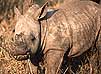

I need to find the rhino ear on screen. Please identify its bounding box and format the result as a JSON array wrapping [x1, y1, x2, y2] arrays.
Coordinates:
[[39, 1, 58, 20], [38, 9, 58, 20], [34, 1, 58, 20], [14, 7, 21, 20], [33, 1, 48, 20]]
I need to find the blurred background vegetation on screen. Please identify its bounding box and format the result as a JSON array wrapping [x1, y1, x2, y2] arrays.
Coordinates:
[[0, 0, 100, 23], [0, 0, 53, 22], [0, 0, 44, 22], [0, 0, 62, 23]]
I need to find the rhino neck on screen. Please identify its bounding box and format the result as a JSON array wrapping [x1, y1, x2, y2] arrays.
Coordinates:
[[35, 20, 42, 53], [35, 20, 48, 55]]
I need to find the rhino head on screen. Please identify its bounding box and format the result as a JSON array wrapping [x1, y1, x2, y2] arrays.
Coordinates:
[[13, 2, 57, 60]]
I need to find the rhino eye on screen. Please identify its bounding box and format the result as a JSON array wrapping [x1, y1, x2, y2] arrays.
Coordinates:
[[31, 36, 36, 42], [30, 33, 36, 42], [13, 29, 15, 32]]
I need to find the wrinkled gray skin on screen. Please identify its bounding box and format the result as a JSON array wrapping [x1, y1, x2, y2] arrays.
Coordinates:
[[13, 1, 101, 74]]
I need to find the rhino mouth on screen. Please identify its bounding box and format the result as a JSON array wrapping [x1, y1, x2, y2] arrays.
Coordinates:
[[12, 33, 32, 60], [11, 45, 31, 60], [13, 32, 39, 60], [14, 53, 29, 60]]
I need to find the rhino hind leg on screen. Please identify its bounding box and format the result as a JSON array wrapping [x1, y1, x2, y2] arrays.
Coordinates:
[[44, 49, 64, 74]]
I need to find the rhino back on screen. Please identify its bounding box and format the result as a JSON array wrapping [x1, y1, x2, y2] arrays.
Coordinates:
[[43, 1, 100, 57]]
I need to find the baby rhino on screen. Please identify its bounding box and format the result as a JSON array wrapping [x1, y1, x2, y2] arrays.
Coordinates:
[[13, 1, 101, 74]]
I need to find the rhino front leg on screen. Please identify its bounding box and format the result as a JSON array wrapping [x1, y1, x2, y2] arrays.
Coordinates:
[[44, 49, 64, 74]]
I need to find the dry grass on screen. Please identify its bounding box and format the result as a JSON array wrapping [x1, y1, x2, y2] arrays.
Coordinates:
[[0, 47, 38, 74], [60, 47, 101, 74], [0, 34, 100, 74], [0, 20, 38, 74]]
